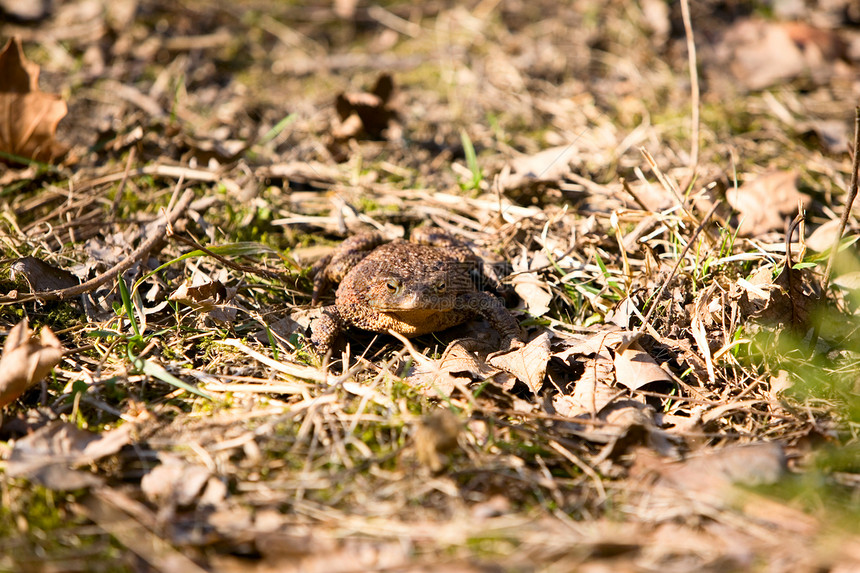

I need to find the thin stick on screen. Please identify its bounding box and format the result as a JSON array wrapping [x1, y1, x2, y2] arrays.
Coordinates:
[[679, 0, 700, 171], [2, 189, 195, 304], [823, 106, 860, 286], [639, 201, 720, 330]]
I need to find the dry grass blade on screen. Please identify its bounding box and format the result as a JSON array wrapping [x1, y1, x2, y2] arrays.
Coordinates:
[[824, 106, 860, 285]]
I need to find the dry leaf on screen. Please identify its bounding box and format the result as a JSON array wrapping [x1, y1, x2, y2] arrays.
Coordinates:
[[745, 263, 820, 329], [405, 338, 496, 397], [613, 340, 673, 391], [170, 279, 237, 324], [141, 459, 213, 507], [553, 329, 627, 362], [552, 357, 616, 418], [595, 402, 676, 458], [0, 37, 68, 163], [169, 279, 234, 308], [805, 219, 848, 253], [658, 442, 786, 495], [499, 144, 577, 191], [5, 421, 132, 489], [720, 19, 841, 91], [488, 332, 551, 393], [333, 73, 397, 140], [726, 171, 807, 236], [511, 248, 553, 317], [0, 318, 65, 408], [834, 271, 860, 291], [10, 256, 79, 292]]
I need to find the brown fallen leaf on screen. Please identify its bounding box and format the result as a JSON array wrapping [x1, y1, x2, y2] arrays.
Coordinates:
[[552, 360, 616, 418], [333, 73, 397, 140], [406, 338, 497, 398], [613, 340, 673, 391], [0, 37, 68, 163], [141, 457, 214, 507], [488, 332, 552, 394], [510, 249, 553, 317], [4, 421, 132, 489], [594, 402, 676, 458], [170, 279, 238, 324], [726, 171, 807, 236], [657, 442, 786, 495], [738, 263, 820, 330], [719, 19, 842, 91], [10, 256, 79, 292], [0, 318, 65, 408], [498, 144, 578, 191]]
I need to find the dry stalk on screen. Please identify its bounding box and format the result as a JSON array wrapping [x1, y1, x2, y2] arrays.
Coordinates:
[[679, 0, 700, 171], [823, 106, 860, 286]]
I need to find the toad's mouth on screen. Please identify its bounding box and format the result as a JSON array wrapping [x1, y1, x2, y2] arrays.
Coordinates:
[[378, 308, 445, 322]]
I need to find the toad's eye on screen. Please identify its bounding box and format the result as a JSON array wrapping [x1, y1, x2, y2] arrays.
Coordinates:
[[386, 279, 401, 293], [434, 282, 446, 294]]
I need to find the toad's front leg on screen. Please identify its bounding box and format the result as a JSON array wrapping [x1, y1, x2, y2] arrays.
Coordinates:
[[310, 306, 346, 356], [460, 291, 523, 349]]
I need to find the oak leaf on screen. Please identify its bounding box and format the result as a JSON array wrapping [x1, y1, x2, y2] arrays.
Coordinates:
[[0, 37, 68, 163]]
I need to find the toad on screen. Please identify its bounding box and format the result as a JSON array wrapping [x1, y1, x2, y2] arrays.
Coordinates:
[[309, 229, 522, 356]]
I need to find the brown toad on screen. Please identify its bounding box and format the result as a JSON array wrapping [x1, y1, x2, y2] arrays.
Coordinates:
[[309, 230, 522, 356]]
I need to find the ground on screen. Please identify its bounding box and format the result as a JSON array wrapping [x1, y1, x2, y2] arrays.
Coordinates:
[[0, 0, 859, 571]]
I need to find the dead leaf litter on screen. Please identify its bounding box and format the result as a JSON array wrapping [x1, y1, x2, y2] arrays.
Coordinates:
[[1, 1, 860, 571]]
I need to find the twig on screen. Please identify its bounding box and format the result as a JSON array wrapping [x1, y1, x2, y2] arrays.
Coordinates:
[[679, 0, 700, 171], [2, 189, 195, 305], [639, 201, 720, 330], [823, 106, 860, 286], [620, 177, 651, 211]]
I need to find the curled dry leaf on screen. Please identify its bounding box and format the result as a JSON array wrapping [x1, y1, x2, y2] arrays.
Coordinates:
[[334, 73, 397, 139], [510, 249, 553, 317], [170, 279, 238, 324], [0, 37, 68, 163], [726, 171, 807, 236], [0, 318, 65, 408], [169, 279, 235, 308]]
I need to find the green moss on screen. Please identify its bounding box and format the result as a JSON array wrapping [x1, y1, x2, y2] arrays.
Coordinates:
[[0, 482, 130, 571]]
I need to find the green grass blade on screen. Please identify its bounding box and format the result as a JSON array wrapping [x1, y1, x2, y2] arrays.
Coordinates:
[[117, 273, 141, 339], [258, 113, 296, 146], [131, 353, 212, 400]]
